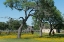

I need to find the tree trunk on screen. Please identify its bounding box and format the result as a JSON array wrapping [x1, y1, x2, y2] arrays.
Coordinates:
[[56, 28, 60, 33], [40, 27, 42, 37], [49, 28, 53, 36], [0, 31, 1, 35], [40, 22, 43, 37], [49, 22, 53, 36], [17, 24, 23, 38]]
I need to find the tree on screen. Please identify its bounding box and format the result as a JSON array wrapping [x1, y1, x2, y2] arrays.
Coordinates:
[[7, 18, 21, 30], [0, 22, 7, 30], [32, 0, 63, 36], [4, 0, 37, 38], [32, 0, 55, 37], [52, 10, 63, 33], [47, 5, 63, 35], [0, 22, 7, 35]]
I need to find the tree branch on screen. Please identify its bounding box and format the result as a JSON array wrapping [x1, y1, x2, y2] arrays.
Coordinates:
[[25, 10, 27, 19], [24, 7, 36, 22], [19, 17, 24, 20], [14, 6, 23, 11], [29, 8, 36, 14]]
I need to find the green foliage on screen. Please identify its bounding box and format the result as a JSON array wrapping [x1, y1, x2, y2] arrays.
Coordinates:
[[32, 0, 64, 30], [0, 22, 7, 30], [21, 2, 36, 9], [4, 0, 36, 11], [32, 17, 40, 30], [6, 18, 22, 30], [0, 19, 28, 30]]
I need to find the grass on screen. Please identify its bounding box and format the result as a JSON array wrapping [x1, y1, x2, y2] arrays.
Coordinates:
[[0, 39, 40, 42], [0, 32, 64, 42]]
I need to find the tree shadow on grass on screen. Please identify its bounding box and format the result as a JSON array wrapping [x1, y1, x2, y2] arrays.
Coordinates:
[[54, 33, 64, 38], [45, 33, 64, 38]]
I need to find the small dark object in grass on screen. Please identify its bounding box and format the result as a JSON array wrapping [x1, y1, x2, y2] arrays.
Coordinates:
[[52, 30, 55, 36], [31, 30, 34, 34], [31, 26, 34, 34]]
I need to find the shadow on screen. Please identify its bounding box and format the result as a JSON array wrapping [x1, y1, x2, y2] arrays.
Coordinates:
[[54, 33, 64, 38], [45, 33, 64, 38]]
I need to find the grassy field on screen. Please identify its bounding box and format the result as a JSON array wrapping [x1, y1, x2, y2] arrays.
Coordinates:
[[0, 32, 64, 42], [0, 39, 40, 42]]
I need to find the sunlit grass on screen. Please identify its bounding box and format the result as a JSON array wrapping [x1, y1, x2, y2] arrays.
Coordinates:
[[35, 37, 64, 42], [0, 32, 64, 42]]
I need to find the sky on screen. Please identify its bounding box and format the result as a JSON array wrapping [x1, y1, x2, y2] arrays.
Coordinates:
[[0, 0, 64, 26]]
